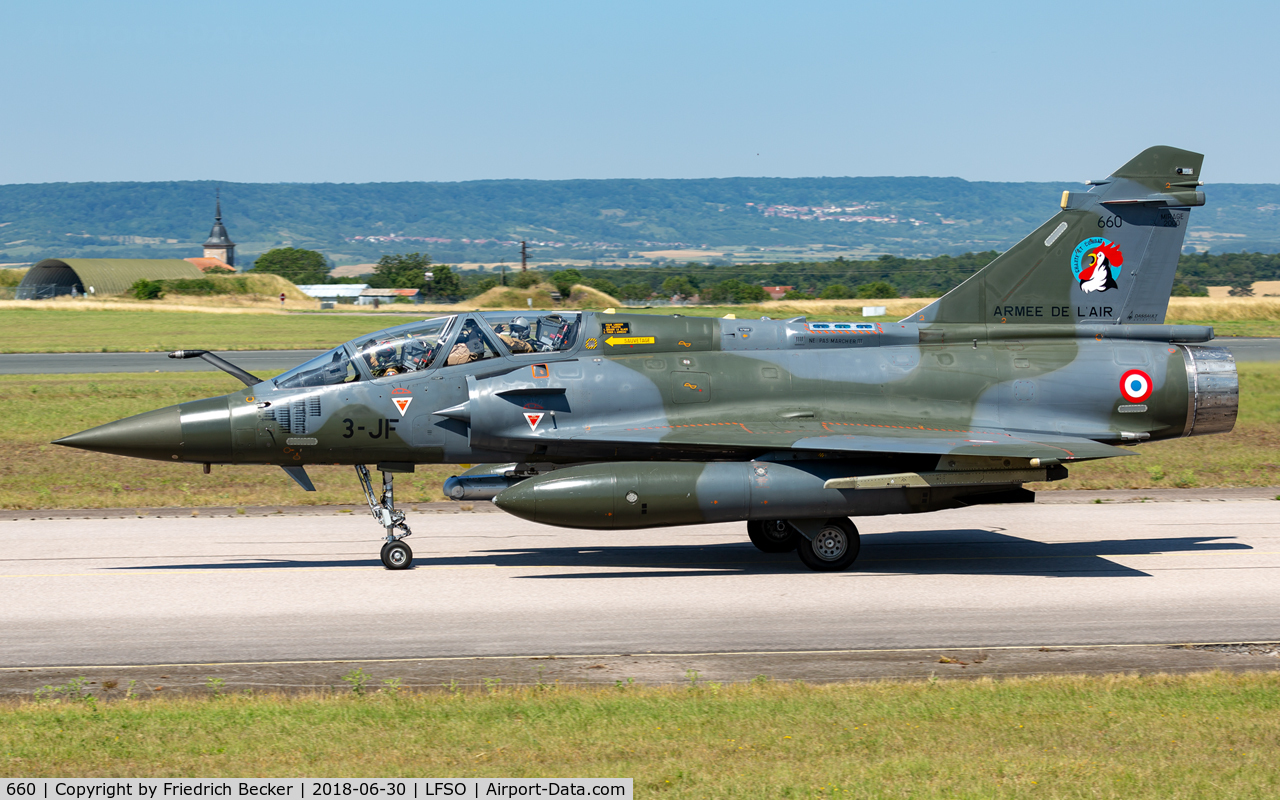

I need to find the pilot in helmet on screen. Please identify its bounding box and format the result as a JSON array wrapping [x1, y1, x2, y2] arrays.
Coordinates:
[[499, 316, 537, 354], [362, 339, 400, 376]]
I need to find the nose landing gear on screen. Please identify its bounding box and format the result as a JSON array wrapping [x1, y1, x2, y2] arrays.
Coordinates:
[[356, 464, 414, 570], [380, 539, 412, 569]]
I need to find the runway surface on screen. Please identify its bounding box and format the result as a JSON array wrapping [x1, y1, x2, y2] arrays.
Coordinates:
[[1222, 337, 1280, 361], [2, 338, 1277, 374], [2, 501, 1277, 668]]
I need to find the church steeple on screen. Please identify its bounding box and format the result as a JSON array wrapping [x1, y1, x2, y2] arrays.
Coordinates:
[[203, 189, 236, 267]]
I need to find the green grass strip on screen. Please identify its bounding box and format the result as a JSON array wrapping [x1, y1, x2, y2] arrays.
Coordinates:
[[0, 309, 414, 353], [3, 673, 1280, 798]]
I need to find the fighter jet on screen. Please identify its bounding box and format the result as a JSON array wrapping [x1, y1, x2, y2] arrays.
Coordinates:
[[55, 146, 1238, 571]]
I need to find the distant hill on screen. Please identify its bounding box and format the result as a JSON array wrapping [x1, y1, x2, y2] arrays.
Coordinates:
[[2, 177, 1278, 266]]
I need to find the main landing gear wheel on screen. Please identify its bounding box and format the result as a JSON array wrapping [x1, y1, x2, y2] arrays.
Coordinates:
[[747, 519, 798, 553], [356, 464, 414, 570], [796, 517, 860, 572], [381, 540, 413, 570]]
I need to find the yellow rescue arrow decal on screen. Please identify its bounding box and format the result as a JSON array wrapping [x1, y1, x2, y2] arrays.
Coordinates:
[[605, 336, 656, 346]]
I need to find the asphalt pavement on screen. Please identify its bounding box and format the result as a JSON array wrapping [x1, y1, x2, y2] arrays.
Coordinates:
[[1219, 337, 1280, 361], [2, 500, 1277, 671], [3, 338, 1276, 375]]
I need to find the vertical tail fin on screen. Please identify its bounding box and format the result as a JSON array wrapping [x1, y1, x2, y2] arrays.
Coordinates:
[[912, 146, 1204, 325]]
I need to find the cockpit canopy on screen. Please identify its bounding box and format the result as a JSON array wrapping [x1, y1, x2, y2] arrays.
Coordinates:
[[271, 312, 581, 390], [352, 316, 458, 379]]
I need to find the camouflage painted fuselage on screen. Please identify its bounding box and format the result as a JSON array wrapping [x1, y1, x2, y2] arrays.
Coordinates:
[[70, 309, 1235, 529], [56, 146, 1239, 533]]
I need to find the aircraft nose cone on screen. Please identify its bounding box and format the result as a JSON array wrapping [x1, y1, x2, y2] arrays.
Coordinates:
[[54, 405, 183, 461]]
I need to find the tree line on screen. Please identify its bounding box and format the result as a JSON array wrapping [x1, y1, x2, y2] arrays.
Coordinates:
[[247, 247, 1280, 303]]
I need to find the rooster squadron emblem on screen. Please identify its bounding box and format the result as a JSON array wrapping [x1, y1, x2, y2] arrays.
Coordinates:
[[1071, 237, 1123, 293]]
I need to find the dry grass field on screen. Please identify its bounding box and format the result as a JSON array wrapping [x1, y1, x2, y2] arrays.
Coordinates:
[[0, 272, 319, 309], [749, 297, 932, 319], [466, 282, 622, 310], [1164, 297, 1280, 322], [1160, 297, 1280, 337]]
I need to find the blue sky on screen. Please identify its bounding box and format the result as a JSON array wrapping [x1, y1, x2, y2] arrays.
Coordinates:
[[5, 1, 1277, 184]]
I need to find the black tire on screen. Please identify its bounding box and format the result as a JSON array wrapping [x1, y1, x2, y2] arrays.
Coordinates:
[[381, 540, 413, 570], [747, 519, 798, 553], [796, 518, 860, 572]]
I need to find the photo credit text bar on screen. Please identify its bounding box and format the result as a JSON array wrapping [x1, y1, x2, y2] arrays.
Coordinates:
[[1, 780, 631, 800]]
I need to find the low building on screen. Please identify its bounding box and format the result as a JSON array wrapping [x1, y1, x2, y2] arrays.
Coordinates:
[[295, 284, 369, 303], [762, 285, 794, 300], [16, 258, 204, 299], [358, 287, 421, 305]]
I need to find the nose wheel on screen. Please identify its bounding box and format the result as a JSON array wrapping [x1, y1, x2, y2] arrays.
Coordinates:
[[357, 465, 414, 570], [380, 540, 413, 570]]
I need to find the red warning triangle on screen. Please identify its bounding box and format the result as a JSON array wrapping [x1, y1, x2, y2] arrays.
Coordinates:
[[524, 412, 545, 431], [392, 397, 412, 414]]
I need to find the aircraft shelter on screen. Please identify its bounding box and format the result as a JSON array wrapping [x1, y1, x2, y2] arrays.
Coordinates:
[[16, 258, 205, 299]]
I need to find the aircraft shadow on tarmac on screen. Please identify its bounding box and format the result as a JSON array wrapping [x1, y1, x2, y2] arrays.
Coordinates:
[[109, 529, 1251, 579]]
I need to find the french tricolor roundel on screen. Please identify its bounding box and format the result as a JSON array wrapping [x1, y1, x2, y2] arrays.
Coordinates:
[[1120, 369, 1153, 403]]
